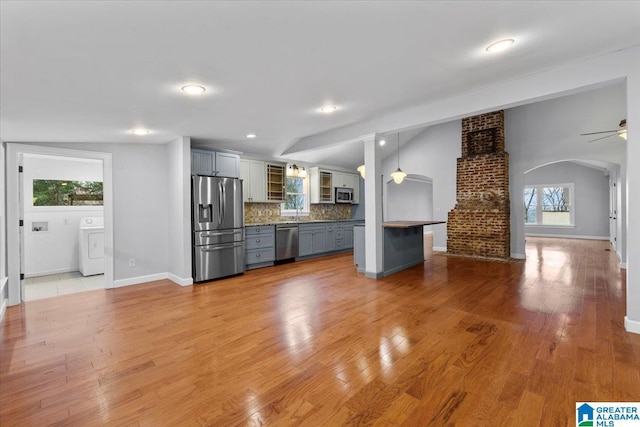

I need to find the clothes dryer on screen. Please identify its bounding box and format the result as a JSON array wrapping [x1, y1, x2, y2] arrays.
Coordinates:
[[79, 217, 104, 276]]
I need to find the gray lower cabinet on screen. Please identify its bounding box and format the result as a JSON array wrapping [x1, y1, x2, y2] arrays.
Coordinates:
[[298, 221, 359, 258], [326, 223, 337, 252], [337, 221, 355, 249], [298, 223, 327, 257], [245, 225, 275, 269]]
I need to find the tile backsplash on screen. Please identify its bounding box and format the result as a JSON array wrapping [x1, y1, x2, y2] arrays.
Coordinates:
[[245, 203, 352, 224]]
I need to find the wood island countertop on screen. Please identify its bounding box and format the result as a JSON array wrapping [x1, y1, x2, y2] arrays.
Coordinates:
[[382, 220, 446, 228]]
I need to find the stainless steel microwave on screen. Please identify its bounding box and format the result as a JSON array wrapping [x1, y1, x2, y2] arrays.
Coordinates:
[[335, 187, 354, 204]]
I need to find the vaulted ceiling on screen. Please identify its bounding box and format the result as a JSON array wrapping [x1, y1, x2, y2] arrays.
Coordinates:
[[2, 1, 639, 169]]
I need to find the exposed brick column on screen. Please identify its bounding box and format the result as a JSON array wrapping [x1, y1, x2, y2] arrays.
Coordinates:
[[447, 110, 510, 259]]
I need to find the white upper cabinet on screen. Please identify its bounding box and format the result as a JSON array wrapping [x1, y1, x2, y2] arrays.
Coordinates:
[[191, 149, 240, 178], [333, 171, 358, 190], [240, 159, 267, 202], [309, 168, 359, 204]]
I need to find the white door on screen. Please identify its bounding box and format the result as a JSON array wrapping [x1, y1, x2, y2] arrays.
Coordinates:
[[18, 154, 25, 301], [609, 171, 618, 251]]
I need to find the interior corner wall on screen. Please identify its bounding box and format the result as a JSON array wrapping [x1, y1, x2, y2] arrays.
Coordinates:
[[381, 120, 460, 250], [22, 142, 170, 282], [505, 82, 627, 259], [166, 137, 192, 284], [524, 162, 610, 239]]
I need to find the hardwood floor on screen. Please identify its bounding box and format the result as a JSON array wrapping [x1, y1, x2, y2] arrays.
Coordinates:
[[2, 237, 639, 426]]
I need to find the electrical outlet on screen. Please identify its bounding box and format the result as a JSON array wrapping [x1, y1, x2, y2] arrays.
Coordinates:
[[129, 258, 136, 267]]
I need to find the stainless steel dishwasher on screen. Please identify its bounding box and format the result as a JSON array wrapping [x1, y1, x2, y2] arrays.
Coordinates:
[[276, 224, 298, 261]]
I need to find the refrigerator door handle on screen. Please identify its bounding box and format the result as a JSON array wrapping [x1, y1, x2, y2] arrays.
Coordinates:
[[222, 183, 226, 224], [200, 243, 243, 252], [201, 230, 242, 237], [217, 181, 223, 226]]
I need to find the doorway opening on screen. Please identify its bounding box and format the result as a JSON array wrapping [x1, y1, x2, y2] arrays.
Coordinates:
[[523, 159, 622, 261], [6, 144, 114, 306], [22, 154, 105, 300]]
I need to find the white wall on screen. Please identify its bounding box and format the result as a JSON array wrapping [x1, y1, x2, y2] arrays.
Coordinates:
[[506, 82, 627, 259], [385, 178, 433, 222], [22, 142, 170, 282], [23, 155, 103, 277], [166, 137, 193, 285], [381, 120, 460, 251], [625, 59, 640, 331], [524, 161, 610, 239]]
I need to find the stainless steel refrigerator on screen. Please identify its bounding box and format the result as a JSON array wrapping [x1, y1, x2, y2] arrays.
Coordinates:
[[192, 175, 245, 282]]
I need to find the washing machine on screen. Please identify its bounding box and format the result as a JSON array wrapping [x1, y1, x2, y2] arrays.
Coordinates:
[[79, 217, 104, 276]]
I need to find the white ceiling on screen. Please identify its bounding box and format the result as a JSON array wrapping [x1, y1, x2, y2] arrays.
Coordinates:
[[2, 1, 639, 169]]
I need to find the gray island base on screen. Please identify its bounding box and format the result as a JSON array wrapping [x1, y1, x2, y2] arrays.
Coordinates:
[[354, 221, 446, 277]]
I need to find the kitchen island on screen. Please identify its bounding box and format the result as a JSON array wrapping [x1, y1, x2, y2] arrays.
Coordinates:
[[354, 221, 446, 276]]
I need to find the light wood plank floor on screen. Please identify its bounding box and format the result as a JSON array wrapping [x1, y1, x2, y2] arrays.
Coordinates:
[[1, 237, 639, 426]]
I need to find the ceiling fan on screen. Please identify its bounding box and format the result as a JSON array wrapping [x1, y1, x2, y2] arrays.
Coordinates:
[[580, 119, 627, 142]]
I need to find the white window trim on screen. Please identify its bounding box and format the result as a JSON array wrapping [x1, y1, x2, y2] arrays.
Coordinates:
[[281, 175, 310, 216], [524, 182, 575, 227]]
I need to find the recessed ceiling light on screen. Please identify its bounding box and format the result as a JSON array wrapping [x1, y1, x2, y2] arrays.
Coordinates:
[[181, 85, 206, 95], [379, 139, 386, 146], [246, 133, 257, 139], [485, 38, 515, 53], [319, 105, 338, 114], [130, 128, 150, 136]]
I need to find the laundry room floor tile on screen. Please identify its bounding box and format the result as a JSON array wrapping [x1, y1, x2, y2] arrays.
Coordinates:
[[83, 275, 104, 290], [56, 279, 86, 295], [24, 272, 104, 301], [25, 283, 58, 300]]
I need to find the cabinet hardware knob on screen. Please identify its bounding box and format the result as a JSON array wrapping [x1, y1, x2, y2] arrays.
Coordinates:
[[256, 253, 261, 257], [256, 239, 261, 243]]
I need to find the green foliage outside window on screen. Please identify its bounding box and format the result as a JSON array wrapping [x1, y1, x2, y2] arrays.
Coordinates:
[[33, 180, 103, 206]]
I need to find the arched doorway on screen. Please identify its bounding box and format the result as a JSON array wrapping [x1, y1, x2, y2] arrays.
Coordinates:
[[522, 159, 622, 260]]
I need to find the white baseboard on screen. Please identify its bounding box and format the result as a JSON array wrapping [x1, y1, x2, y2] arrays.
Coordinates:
[[423, 230, 433, 235], [25, 267, 79, 278], [113, 272, 169, 288], [432, 246, 447, 252], [525, 233, 608, 240], [620, 262, 627, 269], [625, 316, 640, 335], [168, 273, 193, 286], [511, 253, 526, 259], [0, 276, 7, 323]]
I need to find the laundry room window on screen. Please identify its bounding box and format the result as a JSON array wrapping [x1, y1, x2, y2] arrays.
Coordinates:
[[32, 180, 103, 206]]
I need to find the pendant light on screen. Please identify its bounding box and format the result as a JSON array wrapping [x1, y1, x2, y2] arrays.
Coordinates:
[[390, 132, 406, 184], [357, 164, 365, 179]]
